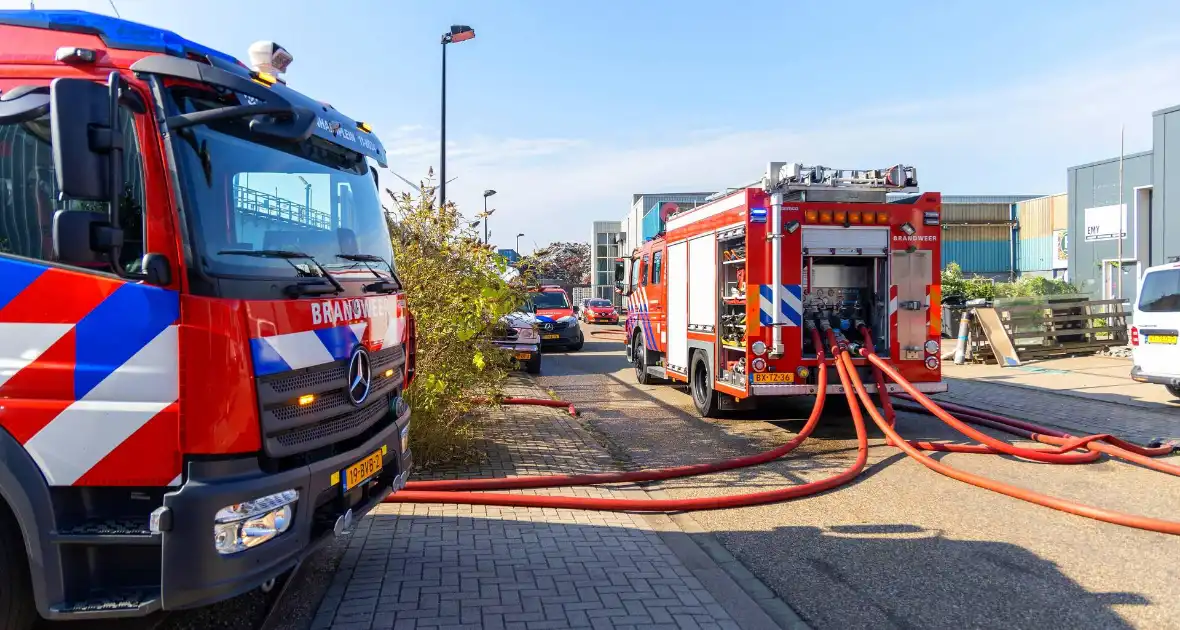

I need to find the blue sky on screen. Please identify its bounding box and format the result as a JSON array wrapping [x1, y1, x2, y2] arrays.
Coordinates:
[[6, 0, 1180, 252]]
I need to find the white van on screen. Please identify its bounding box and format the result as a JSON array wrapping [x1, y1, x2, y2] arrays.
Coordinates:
[[1130, 261, 1180, 397]]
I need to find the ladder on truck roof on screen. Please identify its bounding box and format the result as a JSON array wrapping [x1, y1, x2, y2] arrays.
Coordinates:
[[708, 163, 920, 204]]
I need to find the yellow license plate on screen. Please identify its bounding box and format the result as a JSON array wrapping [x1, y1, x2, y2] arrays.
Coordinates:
[[542, 334, 560, 340], [753, 372, 794, 383], [343, 449, 384, 492], [514, 352, 532, 359], [1146, 334, 1178, 344]]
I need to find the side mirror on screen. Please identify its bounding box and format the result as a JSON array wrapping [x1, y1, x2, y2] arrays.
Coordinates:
[[50, 78, 116, 201], [53, 210, 121, 266], [143, 253, 173, 286]]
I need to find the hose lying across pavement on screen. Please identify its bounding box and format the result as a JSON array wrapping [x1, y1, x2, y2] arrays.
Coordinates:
[[385, 327, 1180, 535]]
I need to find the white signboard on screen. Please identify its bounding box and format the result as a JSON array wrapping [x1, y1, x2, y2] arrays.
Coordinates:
[[1083, 204, 1127, 242]]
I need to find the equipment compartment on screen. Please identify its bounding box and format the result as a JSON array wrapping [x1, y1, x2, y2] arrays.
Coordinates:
[[801, 256, 890, 358]]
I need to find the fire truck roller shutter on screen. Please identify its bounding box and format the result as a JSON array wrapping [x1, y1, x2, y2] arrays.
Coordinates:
[[687, 234, 717, 330], [666, 241, 689, 372]]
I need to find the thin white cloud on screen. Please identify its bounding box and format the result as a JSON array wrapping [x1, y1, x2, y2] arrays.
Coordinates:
[[386, 38, 1180, 250]]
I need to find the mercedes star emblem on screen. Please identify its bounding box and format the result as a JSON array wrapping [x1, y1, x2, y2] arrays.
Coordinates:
[[543, 322, 554, 331], [346, 347, 373, 406]]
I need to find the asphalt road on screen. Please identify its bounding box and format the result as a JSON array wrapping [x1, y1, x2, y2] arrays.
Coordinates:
[[540, 324, 1180, 630]]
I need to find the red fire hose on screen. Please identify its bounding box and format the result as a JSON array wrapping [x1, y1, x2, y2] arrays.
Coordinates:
[[384, 332, 872, 510], [405, 329, 830, 492], [382, 327, 1180, 535], [841, 349, 1180, 535], [471, 396, 578, 417]]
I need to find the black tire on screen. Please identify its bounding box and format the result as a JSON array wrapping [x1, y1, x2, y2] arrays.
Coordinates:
[[526, 354, 542, 375], [690, 353, 721, 418], [1166, 384, 1180, 399], [633, 332, 652, 385], [0, 508, 37, 630], [568, 330, 585, 352]]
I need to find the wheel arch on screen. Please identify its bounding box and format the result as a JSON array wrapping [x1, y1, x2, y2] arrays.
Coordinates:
[[0, 427, 65, 616]]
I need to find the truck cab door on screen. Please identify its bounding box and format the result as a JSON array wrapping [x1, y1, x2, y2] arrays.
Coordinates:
[[646, 246, 666, 352]]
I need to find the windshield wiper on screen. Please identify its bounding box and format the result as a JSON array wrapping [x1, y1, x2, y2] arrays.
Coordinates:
[[219, 249, 345, 296], [336, 253, 402, 294]]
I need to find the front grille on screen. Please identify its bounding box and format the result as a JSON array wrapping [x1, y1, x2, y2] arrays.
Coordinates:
[[275, 392, 392, 449], [256, 345, 406, 459], [541, 321, 569, 332]]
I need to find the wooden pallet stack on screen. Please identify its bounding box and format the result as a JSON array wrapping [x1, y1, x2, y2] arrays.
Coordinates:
[[959, 294, 1130, 366]]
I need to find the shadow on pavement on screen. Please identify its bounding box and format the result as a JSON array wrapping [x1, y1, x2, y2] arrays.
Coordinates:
[[311, 510, 1148, 630], [729, 521, 1147, 630]]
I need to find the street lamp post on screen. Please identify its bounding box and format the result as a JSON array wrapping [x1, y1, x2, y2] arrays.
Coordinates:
[[516, 232, 524, 255], [482, 189, 496, 243], [439, 24, 475, 210]]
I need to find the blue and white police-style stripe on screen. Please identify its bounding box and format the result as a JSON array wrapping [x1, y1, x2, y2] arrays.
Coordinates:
[[758, 284, 803, 327]]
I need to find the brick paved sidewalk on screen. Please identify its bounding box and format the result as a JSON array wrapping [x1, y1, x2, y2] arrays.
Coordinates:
[[312, 378, 792, 630]]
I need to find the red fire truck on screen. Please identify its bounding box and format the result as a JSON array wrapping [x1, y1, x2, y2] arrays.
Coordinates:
[[0, 10, 415, 626], [623, 162, 946, 417]]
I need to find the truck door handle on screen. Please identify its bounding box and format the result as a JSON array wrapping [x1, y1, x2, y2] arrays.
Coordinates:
[[900, 300, 923, 311]]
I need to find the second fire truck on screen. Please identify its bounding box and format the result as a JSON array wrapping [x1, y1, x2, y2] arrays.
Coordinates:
[[623, 162, 947, 417]]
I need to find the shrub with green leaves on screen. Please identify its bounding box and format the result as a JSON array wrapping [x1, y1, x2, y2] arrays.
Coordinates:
[[385, 173, 527, 468], [941, 262, 1078, 301]]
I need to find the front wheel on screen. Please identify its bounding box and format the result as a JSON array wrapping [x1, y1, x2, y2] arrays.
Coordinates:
[[633, 333, 652, 385], [1166, 384, 1180, 399], [526, 354, 542, 375], [0, 511, 37, 630], [690, 353, 721, 418], [568, 330, 585, 352]]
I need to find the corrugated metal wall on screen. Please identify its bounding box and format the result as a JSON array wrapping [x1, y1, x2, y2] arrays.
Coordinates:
[[941, 202, 1014, 275], [1015, 193, 1066, 273]]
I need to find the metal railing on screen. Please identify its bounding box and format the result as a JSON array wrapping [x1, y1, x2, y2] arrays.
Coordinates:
[[234, 185, 332, 230]]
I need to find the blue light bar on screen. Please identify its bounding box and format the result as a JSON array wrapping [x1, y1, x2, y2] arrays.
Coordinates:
[[0, 10, 240, 66]]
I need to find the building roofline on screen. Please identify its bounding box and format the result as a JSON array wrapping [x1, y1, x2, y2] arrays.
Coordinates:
[[1067, 150, 1153, 171], [1153, 103, 1180, 117], [941, 195, 1044, 203], [632, 192, 716, 204]]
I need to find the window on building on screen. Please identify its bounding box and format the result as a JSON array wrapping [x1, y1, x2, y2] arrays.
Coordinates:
[[597, 232, 609, 244], [0, 108, 147, 273], [596, 258, 609, 272], [1138, 269, 1180, 312], [650, 250, 663, 285], [597, 244, 608, 258]]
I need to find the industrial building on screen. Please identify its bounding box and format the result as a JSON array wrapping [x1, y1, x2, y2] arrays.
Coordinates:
[[939, 195, 1045, 280], [622, 192, 715, 256], [590, 220, 625, 304], [1067, 148, 1155, 307]]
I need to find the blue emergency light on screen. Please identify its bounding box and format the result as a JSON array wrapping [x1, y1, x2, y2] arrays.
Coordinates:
[[750, 207, 768, 224], [0, 10, 240, 65]]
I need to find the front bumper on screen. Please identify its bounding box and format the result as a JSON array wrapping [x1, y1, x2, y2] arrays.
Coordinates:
[[1130, 364, 1180, 387], [540, 324, 581, 346], [750, 381, 949, 396], [585, 312, 619, 323], [495, 341, 541, 363], [157, 402, 411, 611]]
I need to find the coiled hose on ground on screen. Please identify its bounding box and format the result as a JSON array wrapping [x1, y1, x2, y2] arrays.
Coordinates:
[[384, 327, 1180, 535]]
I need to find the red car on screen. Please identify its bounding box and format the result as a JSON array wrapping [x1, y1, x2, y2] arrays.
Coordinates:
[[581, 298, 620, 324]]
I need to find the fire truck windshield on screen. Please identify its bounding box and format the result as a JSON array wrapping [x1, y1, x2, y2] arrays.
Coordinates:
[[168, 87, 393, 285]]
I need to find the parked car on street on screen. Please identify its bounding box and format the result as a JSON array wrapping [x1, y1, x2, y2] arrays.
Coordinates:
[[491, 310, 543, 374], [528, 285, 585, 351], [581, 298, 620, 324]]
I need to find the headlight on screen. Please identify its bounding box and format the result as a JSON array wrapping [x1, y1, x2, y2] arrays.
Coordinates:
[[213, 490, 297, 555], [558, 315, 577, 325], [517, 326, 540, 342]]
